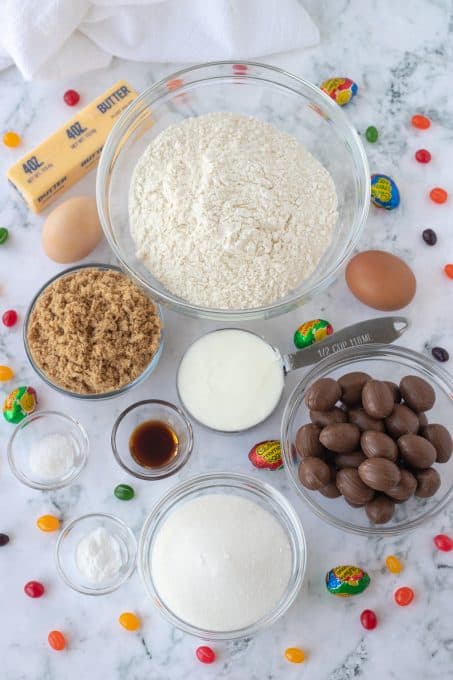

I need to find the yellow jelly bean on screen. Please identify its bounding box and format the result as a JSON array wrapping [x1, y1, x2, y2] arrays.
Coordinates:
[[284, 647, 306, 664], [0, 365, 14, 382], [119, 612, 141, 631], [36, 514, 60, 532], [3, 131, 21, 147], [385, 555, 403, 574]]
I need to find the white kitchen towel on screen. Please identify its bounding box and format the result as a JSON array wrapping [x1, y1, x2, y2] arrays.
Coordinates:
[[0, 0, 319, 81]]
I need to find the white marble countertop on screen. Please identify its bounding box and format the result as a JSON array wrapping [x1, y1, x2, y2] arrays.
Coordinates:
[[1, 2, 453, 679]]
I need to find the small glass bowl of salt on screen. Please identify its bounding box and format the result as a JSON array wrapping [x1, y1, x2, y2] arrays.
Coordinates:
[[7, 410, 88, 490], [55, 513, 137, 595]]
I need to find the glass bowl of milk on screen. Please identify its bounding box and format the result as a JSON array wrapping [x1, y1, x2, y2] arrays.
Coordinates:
[[138, 472, 306, 640]]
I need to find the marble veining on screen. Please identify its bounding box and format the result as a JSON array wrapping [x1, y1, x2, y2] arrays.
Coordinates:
[[1, 1, 453, 678]]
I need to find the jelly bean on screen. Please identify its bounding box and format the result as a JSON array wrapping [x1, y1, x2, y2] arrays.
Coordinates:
[[394, 586, 414, 606], [233, 63, 248, 72], [48, 630, 66, 651], [0, 366, 14, 382], [24, 580, 45, 598], [2, 310, 17, 327], [118, 612, 141, 631], [415, 149, 431, 163], [0, 228, 8, 245], [422, 228, 437, 246], [3, 131, 21, 147], [0, 533, 10, 546], [365, 126, 378, 143], [432, 347, 449, 362], [196, 646, 216, 664], [444, 264, 453, 279], [63, 89, 80, 106], [430, 187, 448, 204], [360, 609, 377, 630], [385, 555, 403, 574], [411, 114, 430, 130], [284, 647, 305, 663], [166, 79, 183, 91], [37, 515, 60, 532], [114, 484, 134, 501], [433, 534, 453, 552]]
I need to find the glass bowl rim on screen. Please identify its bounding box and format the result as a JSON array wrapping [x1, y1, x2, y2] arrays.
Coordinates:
[[281, 343, 453, 536], [55, 512, 137, 595], [7, 409, 89, 490], [96, 59, 370, 321], [23, 263, 164, 400], [111, 398, 194, 480], [137, 471, 307, 640]]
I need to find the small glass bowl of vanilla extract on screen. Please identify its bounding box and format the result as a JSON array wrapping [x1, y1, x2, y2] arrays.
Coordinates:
[[111, 400, 194, 480]]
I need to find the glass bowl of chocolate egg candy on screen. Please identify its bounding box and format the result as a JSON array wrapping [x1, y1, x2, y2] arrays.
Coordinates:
[[281, 345, 453, 536]]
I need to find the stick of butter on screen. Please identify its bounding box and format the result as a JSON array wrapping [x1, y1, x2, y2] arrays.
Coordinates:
[[7, 80, 137, 213]]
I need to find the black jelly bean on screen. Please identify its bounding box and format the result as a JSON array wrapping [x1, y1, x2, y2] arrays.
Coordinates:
[[422, 229, 437, 246], [432, 346, 449, 362], [0, 533, 10, 546]]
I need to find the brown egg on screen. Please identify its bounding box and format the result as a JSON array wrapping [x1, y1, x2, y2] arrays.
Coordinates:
[[345, 250, 416, 311], [42, 196, 103, 263]]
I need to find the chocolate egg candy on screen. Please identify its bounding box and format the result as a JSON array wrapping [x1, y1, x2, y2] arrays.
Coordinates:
[[348, 408, 385, 432], [384, 381, 401, 404], [344, 497, 367, 508], [397, 433, 436, 469], [386, 468, 417, 501], [293, 319, 333, 349], [365, 494, 395, 524], [305, 378, 341, 411], [358, 458, 401, 492], [319, 480, 342, 499], [338, 371, 371, 406], [414, 468, 441, 498], [320, 78, 358, 106], [295, 424, 324, 459], [310, 407, 347, 427], [385, 404, 419, 438], [421, 424, 452, 463], [361, 430, 398, 461], [335, 450, 367, 468], [319, 423, 360, 453], [248, 440, 283, 470], [362, 380, 394, 419], [418, 412, 428, 429], [371, 174, 400, 210], [400, 375, 435, 412], [298, 457, 331, 490], [336, 468, 375, 504], [325, 565, 370, 597], [2, 386, 37, 424]]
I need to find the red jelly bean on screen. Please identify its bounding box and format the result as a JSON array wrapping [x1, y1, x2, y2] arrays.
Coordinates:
[[2, 310, 17, 327], [24, 580, 45, 598], [394, 586, 414, 606], [411, 114, 430, 130], [63, 89, 80, 106], [360, 609, 377, 630], [48, 630, 66, 651], [415, 149, 431, 163], [444, 264, 453, 279], [430, 187, 448, 204], [434, 534, 453, 552], [196, 646, 216, 664], [233, 64, 248, 72]]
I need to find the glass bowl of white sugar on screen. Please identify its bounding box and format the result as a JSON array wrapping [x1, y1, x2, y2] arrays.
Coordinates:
[[138, 472, 306, 640], [7, 410, 88, 490], [97, 61, 369, 321]]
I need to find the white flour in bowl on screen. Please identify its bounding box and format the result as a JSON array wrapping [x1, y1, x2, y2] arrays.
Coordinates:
[[129, 112, 338, 309]]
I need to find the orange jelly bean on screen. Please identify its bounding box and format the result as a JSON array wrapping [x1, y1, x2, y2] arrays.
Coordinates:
[[36, 514, 60, 532], [0, 365, 14, 382], [3, 131, 21, 147], [411, 114, 430, 129], [394, 586, 414, 606], [48, 630, 66, 651], [385, 555, 403, 574], [284, 647, 306, 663], [118, 612, 141, 631], [444, 264, 453, 279], [430, 187, 448, 204]]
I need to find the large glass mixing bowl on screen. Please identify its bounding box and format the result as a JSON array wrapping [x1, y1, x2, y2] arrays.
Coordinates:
[[97, 61, 369, 321]]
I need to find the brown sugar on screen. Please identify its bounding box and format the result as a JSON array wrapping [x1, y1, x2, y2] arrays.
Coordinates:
[[27, 267, 162, 394]]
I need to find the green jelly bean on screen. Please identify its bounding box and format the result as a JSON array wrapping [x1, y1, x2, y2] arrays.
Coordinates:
[[365, 126, 378, 143], [114, 484, 134, 501], [0, 228, 9, 245]]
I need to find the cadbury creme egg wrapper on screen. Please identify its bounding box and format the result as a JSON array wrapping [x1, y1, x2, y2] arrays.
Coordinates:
[[248, 440, 283, 470], [325, 565, 370, 596], [3, 386, 37, 424]]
